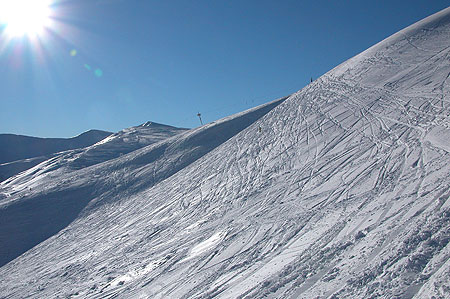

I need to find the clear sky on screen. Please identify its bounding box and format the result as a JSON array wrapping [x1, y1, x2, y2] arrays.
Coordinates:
[[1, 0, 449, 137]]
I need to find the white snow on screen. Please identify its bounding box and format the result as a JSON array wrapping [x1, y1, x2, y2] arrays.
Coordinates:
[[1, 6, 450, 299], [187, 231, 227, 260]]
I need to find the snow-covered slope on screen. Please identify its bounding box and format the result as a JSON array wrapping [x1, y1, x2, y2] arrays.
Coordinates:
[[0, 156, 49, 183], [1, 7, 450, 299], [0, 122, 188, 187], [0, 99, 284, 270], [0, 130, 112, 164], [56, 121, 190, 170], [0, 129, 113, 182]]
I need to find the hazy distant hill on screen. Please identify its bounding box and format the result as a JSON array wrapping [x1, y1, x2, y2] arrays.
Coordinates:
[[0, 129, 113, 182], [0, 129, 112, 164]]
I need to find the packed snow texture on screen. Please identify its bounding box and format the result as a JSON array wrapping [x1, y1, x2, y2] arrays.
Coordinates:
[[0, 100, 284, 269], [1, 7, 450, 299]]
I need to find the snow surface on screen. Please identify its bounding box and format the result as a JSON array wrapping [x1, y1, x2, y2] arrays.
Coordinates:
[[0, 130, 112, 182], [1, 6, 450, 299]]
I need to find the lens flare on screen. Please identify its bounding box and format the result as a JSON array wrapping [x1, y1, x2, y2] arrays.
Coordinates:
[[94, 68, 103, 77], [0, 1, 106, 81]]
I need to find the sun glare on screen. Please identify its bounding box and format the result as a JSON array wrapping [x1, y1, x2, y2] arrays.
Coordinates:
[[0, 0, 51, 37]]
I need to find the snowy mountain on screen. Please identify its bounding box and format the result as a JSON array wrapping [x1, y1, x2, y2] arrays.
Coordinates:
[[0, 130, 112, 182], [0, 100, 284, 268], [1, 7, 450, 299], [0, 130, 112, 164], [0, 122, 187, 183]]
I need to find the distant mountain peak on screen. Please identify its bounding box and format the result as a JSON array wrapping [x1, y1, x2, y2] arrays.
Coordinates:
[[139, 121, 179, 128], [140, 121, 170, 127]]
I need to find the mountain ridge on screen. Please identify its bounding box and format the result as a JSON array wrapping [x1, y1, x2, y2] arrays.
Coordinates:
[[0, 129, 113, 164]]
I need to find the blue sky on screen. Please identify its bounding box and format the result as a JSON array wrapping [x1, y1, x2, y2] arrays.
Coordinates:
[[1, 0, 449, 137]]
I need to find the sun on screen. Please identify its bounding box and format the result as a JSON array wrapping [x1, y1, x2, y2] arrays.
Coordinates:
[[0, 0, 51, 37]]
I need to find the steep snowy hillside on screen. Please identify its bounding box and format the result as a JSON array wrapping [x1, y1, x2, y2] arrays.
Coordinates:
[[1, 7, 450, 299], [0, 129, 112, 182], [0, 99, 284, 269], [0, 156, 49, 183]]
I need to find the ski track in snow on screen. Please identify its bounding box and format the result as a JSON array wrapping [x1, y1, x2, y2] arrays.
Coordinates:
[[1, 6, 450, 299]]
